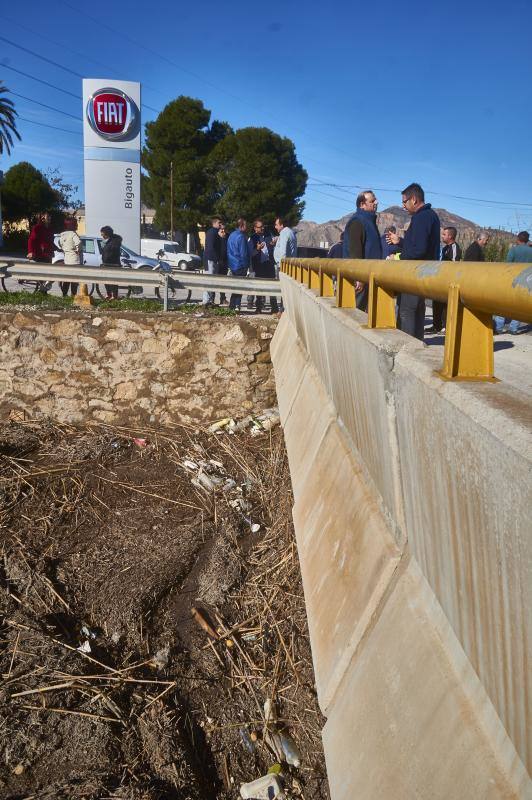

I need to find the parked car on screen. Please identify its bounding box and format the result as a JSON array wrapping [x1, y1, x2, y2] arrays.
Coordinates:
[[141, 239, 201, 271], [53, 235, 168, 271]]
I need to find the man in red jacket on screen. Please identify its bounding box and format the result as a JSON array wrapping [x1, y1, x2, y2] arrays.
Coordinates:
[[27, 213, 55, 262]]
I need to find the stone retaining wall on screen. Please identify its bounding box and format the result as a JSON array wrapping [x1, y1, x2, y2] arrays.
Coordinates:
[[0, 311, 277, 425]]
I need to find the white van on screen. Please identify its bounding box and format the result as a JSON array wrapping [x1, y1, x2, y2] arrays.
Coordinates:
[[140, 239, 202, 271]]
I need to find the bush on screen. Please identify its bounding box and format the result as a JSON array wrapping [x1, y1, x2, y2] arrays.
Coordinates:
[[1, 224, 29, 255], [483, 237, 510, 262]]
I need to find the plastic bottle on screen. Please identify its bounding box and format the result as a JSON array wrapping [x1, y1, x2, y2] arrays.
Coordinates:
[[240, 774, 284, 799]]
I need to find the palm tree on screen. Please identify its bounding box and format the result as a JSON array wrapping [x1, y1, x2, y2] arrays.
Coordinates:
[[0, 82, 21, 156]]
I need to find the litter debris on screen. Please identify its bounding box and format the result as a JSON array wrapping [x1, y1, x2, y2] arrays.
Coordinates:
[[193, 472, 216, 493], [80, 625, 96, 640], [153, 644, 170, 669], [191, 606, 219, 640], [250, 409, 281, 437], [270, 732, 301, 768], [208, 418, 234, 433], [240, 774, 284, 799], [263, 699, 302, 767], [264, 698, 276, 727], [239, 727, 256, 754], [132, 437, 148, 448], [206, 409, 280, 436], [77, 640, 91, 654], [243, 516, 261, 533]]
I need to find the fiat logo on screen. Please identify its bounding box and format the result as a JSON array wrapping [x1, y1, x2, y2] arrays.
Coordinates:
[[86, 88, 140, 141]]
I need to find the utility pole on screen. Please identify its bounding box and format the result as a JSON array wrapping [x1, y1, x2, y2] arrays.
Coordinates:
[[170, 161, 174, 242]]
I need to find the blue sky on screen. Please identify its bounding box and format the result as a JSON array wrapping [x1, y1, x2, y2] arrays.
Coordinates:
[[1, 0, 532, 229]]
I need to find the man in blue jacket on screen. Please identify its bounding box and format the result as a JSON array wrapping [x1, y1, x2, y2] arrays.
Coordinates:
[[227, 217, 250, 310], [387, 183, 440, 340], [342, 189, 382, 311]]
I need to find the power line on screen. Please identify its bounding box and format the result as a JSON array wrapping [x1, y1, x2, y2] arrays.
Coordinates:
[[0, 37, 159, 114], [8, 90, 81, 121], [18, 116, 82, 135], [0, 12, 170, 103], [308, 176, 532, 211], [0, 35, 84, 78], [1, 63, 80, 100]]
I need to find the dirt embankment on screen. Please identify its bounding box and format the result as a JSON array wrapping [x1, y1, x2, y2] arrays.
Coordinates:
[[0, 420, 329, 800]]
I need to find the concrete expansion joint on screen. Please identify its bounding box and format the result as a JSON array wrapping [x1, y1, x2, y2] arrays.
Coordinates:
[[326, 548, 413, 713]]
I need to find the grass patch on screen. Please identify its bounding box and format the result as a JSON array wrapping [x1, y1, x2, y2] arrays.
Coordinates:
[[177, 303, 237, 316], [96, 298, 162, 312], [0, 292, 162, 313], [0, 291, 74, 309]]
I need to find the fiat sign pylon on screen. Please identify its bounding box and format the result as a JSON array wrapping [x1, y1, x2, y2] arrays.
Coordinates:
[[82, 79, 141, 253]]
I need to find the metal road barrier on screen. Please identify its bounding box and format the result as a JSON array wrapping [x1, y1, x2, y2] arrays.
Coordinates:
[[281, 257, 532, 381], [0, 259, 282, 311], [166, 271, 282, 297]]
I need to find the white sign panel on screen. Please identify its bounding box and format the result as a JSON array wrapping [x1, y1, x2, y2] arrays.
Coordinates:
[[82, 79, 141, 252]]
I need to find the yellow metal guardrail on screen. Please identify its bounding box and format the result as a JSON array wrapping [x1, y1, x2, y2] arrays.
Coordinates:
[[281, 257, 532, 381]]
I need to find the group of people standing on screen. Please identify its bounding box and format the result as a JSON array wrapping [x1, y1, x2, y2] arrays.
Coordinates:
[[332, 182, 530, 341], [203, 216, 296, 312], [26, 213, 122, 300]]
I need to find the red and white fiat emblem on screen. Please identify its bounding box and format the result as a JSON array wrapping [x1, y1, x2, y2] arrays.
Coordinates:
[[86, 88, 140, 141]]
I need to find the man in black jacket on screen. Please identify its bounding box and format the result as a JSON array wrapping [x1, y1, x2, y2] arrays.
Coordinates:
[[429, 226, 462, 333], [464, 232, 489, 262], [248, 220, 278, 313], [100, 225, 122, 300], [203, 217, 222, 306], [387, 183, 440, 341]]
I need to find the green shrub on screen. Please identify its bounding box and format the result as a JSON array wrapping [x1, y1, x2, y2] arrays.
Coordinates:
[[1, 224, 29, 255], [0, 291, 73, 308], [483, 237, 510, 262]]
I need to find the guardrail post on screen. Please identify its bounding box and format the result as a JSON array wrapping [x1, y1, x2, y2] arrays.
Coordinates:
[[367, 273, 396, 329], [439, 284, 496, 381], [319, 268, 335, 298], [309, 266, 320, 291], [301, 265, 309, 286], [163, 274, 169, 312], [73, 283, 93, 308], [337, 269, 356, 308]]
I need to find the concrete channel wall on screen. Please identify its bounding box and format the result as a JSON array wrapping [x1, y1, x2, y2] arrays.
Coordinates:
[[271, 274, 532, 799]]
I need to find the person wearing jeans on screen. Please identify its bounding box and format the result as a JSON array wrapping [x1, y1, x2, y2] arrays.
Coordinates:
[[386, 183, 441, 341], [248, 220, 278, 313], [494, 231, 532, 334], [226, 218, 250, 310]]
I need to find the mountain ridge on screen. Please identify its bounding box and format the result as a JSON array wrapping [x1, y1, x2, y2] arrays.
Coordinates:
[[295, 206, 514, 248]]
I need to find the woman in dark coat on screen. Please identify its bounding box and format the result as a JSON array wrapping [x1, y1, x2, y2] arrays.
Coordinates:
[[100, 225, 122, 300]]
